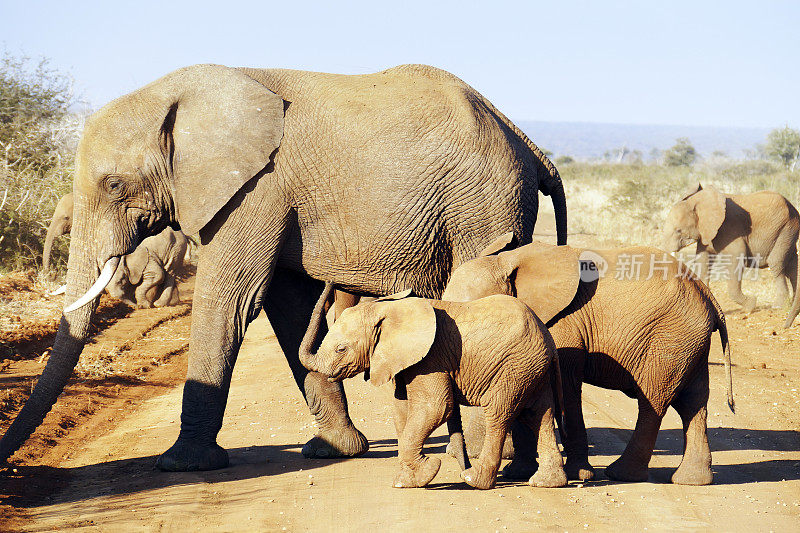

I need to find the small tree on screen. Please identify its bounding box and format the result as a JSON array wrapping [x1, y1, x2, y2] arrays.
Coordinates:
[[555, 155, 574, 166], [765, 126, 800, 170], [664, 137, 697, 167]]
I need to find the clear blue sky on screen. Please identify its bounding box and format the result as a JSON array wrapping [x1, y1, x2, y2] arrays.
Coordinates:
[[1, 1, 797, 128]]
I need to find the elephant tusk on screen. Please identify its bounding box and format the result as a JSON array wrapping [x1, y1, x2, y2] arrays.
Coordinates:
[[64, 257, 120, 313], [48, 284, 67, 296]]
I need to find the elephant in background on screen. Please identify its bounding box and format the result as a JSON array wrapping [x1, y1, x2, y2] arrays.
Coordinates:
[[105, 227, 188, 308], [663, 184, 800, 327], [443, 236, 734, 485], [42, 192, 74, 278], [0, 64, 567, 471], [43, 193, 189, 308], [300, 283, 567, 490]]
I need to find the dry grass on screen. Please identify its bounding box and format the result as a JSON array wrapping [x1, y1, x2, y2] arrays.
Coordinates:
[[551, 159, 800, 308]]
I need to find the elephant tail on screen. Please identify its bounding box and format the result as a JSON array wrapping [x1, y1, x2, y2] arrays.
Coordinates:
[[784, 260, 800, 329], [546, 339, 567, 442], [707, 287, 735, 413]]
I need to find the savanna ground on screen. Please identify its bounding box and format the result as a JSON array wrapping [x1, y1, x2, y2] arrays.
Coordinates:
[[0, 163, 798, 532]]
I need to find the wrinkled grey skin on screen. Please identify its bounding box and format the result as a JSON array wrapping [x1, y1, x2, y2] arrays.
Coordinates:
[[300, 285, 567, 490], [0, 64, 567, 471], [663, 184, 800, 328], [42, 192, 74, 279], [106, 227, 188, 308]]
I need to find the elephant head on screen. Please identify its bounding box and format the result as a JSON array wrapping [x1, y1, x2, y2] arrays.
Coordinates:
[[663, 184, 727, 252], [42, 192, 74, 278], [0, 64, 284, 463], [442, 234, 582, 325], [300, 286, 436, 387]]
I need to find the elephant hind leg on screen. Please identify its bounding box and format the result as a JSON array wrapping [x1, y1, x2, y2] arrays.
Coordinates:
[[605, 396, 664, 482], [517, 386, 567, 488], [670, 367, 713, 485], [263, 268, 367, 459], [154, 274, 179, 307]]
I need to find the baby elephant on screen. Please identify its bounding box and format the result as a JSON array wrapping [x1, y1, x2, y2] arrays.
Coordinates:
[[300, 283, 567, 490], [444, 235, 734, 486], [106, 227, 189, 308]]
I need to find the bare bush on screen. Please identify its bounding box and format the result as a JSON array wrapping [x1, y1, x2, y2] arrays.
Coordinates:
[[0, 52, 83, 273]]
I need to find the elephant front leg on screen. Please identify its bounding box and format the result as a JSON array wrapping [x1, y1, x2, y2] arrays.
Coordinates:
[[461, 405, 511, 490], [264, 268, 368, 459], [519, 389, 568, 488], [561, 362, 595, 481], [156, 188, 290, 472], [394, 374, 451, 488], [445, 404, 471, 471]]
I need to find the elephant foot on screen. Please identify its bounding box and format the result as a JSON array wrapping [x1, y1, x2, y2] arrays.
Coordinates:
[[156, 439, 229, 471], [500, 459, 537, 480], [301, 426, 368, 459], [460, 463, 497, 490], [394, 456, 441, 488], [564, 458, 595, 481], [605, 456, 649, 482], [742, 296, 757, 313], [528, 462, 568, 488], [671, 459, 713, 485], [445, 433, 469, 470]]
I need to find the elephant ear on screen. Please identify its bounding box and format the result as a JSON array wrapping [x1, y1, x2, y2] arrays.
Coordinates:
[[501, 242, 581, 324], [368, 298, 437, 387], [478, 232, 519, 257], [376, 289, 414, 301], [681, 182, 703, 201], [693, 185, 726, 246], [156, 65, 284, 236]]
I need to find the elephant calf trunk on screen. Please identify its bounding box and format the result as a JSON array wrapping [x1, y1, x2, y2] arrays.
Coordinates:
[[299, 281, 335, 371]]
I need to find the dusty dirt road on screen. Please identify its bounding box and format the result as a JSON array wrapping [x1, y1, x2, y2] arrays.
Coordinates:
[[2, 217, 800, 532]]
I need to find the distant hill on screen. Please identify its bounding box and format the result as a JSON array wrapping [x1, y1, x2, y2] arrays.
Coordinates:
[[516, 121, 771, 160]]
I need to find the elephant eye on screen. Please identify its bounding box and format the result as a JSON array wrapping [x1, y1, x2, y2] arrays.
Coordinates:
[[104, 176, 125, 196], [335, 344, 348, 354]]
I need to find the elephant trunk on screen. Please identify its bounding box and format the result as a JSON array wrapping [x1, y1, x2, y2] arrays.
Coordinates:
[[298, 281, 335, 373], [42, 219, 65, 277], [0, 205, 102, 463]]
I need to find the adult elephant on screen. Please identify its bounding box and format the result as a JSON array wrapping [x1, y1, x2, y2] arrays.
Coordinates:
[[0, 64, 567, 471], [42, 192, 74, 278]]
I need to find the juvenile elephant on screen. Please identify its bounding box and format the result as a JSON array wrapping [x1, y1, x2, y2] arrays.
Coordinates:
[[42, 192, 74, 278], [105, 227, 188, 308], [300, 283, 567, 490], [0, 64, 568, 469], [663, 184, 800, 327], [443, 236, 734, 485]]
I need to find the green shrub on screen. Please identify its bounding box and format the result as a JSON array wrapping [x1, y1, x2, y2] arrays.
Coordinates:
[[664, 138, 697, 167]]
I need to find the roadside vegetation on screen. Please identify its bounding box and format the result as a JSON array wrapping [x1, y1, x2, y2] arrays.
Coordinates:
[[0, 52, 82, 274], [553, 137, 800, 250]]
